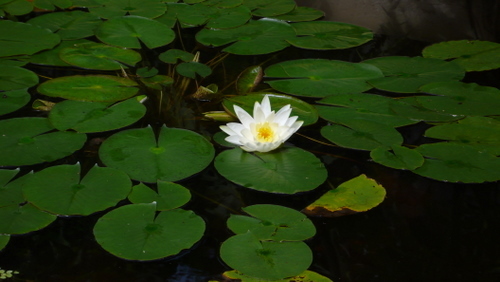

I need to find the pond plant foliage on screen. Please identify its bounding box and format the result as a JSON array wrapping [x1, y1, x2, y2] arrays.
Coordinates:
[[0, 0, 499, 281]]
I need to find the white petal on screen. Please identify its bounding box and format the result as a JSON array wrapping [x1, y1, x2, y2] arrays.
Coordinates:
[[225, 135, 243, 145], [253, 104, 266, 123], [274, 107, 292, 125], [226, 122, 246, 136], [234, 105, 254, 127], [240, 128, 255, 142], [284, 115, 298, 127], [260, 95, 272, 116], [220, 125, 236, 136]]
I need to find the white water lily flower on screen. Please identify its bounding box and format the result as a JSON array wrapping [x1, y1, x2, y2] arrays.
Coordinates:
[[220, 95, 303, 152]]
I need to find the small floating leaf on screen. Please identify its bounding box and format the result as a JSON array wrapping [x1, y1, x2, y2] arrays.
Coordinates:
[[96, 15, 175, 49], [214, 147, 327, 194], [37, 75, 139, 102], [24, 164, 131, 216], [99, 126, 215, 183], [94, 202, 205, 261], [220, 231, 312, 280], [363, 56, 465, 93], [303, 174, 386, 217], [89, 0, 167, 19], [227, 204, 316, 241], [236, 65, 263, 95], [270, 6, 324, 22], [370, 145, 425, 170], [288, 21, 373, 50], [413, 142, 500, 183], [265, 59, 383, 97], [159, 49, 194, 64], [175, 62, 212, 79], [242, 0, 295, 17], [422, 40, 500, 72], [128, 181, 191, 211], [0, 117, 86, 166], [0, 89, 30, 116], [222, 269, 333, 282], [49, 98, 146, 133], [0, 20, 60, 57], [0, 65, 38, 91]]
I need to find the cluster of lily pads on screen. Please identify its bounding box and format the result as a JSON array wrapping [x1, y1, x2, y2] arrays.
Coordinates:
[[0, 0, 499, 281]]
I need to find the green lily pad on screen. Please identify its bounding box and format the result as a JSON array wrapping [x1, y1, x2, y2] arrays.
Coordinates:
[[29, 39, 92, 66], [413, 142, 500, 183], [0, 20, 60, 57], [424, 116, 500, 155], [59, 42, 142, 70], [0, 65, 38, 91], [363, 56, 465, 93], [37, 75, 139, 102], [223, 270, 333, 282], [220, 231, 312, 280], [0, 203, 57, 235], [227, 204, 316, 241], [136, 67, 158, 78], [222, 93, 318, 126], [159, 49, 194, 64], [49, 98, 146, 133], [242, 0, 295, 17], [128, 181, 192, 211], [320, 121, 403, 151], [0, 88, 30, 115], [89, 0, 167, 19], [201, 0, 243, 8], [316, 94, 416, 127], [1, 0, 33, 16], [388, 97, 465, 122], [265, 59, 383, 97], [417, 81, 500, 116], [269, 6, 324, 22], [0, 117, 87, 166], [94, 202, 205, 260], [0, 234, 8, 251], [303, 174, 386, 217], [99, 126, 215, 183], [422, 40, 500, 72], [175, 62, 212, 79], [23, 163, 131, 216], [176, 3, 251, 28], [370, 145, 424, 170], [214, 147, 327, 194], [95, 15, 175, 49], [140, 75, 174, 90], [288, 21, 373, 50], [27, 10, 101, 40], [236, 65, 263, 95], [196, 18, 296, 55], [32, 0, 73, 10], [0, 169, 25, 207]]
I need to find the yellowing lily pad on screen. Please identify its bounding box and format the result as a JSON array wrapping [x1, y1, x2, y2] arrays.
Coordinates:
[[223, 270, 333, 282], [303, 174, 386, 217]]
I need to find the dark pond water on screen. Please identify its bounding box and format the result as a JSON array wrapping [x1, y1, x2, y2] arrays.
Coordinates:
[[1, 34, 500, 282]]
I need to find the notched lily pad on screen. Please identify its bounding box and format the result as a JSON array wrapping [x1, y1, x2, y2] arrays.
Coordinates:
[[303, 174, 386, 217], [128, 181, 191, 211], [0, 20, 60, 57]]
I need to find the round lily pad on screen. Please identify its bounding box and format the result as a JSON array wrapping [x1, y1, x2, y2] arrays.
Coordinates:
[[0, 65, 38, 91], [288, 21, 373, 50], [0, 20, 60, 57], [128, 181, 192, 211], [370, 145, 425, 170], [363, 56, 465, 93], [0, 169, 25, 208], [0, 203, 57, 235], [29, 39, 92, 67], [422, 40, 500, 72], [59, 42, 142, 70], [417, 81, 500, 116], [0, 117, 87, 166], [94, 202, 206, 261], [222, 93, 318, 126], [99, 126, 215, 183], [388, 97, 464, 122], [270, 6, 324, 22], [196, 18, 296, 55], [320, 121, 403, 151], [265, 59, 383, 97], [23, 163, 131, 216], [26, 10, 102, 40], [49, 98, 146, 133], [227, 204, 316, 241], [242, 0, 295, 17], [220, 231, 313, 280], [214, 147, 327, 194], [175, 62, 212, 79], [37, 75, 139, 102], [223, 270, 333, 282], [0, 235, 8, 251], [95, 15, 175, 49], [303, 174, 386, 217], [89, 0, 167, 19], [413, 142, 500, 183], [159, 49, 194, 64], [0, 89, 30, 116]]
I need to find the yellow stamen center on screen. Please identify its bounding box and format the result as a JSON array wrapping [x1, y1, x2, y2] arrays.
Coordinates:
[[255, 122, 275, 143]]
